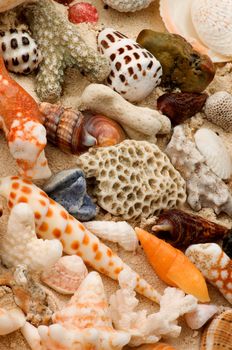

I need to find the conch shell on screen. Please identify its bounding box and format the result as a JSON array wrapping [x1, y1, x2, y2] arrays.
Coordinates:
[[39, 102, 126, 154], [22, 271, 131, 350]]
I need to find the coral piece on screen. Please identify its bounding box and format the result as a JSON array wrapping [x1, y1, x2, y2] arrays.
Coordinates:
[[81, 84, 171, 143], [43, 169, 96, 221], [138, 345, 176, 350], [137, 30, 215, 93], [223, 232, 232, 259], [159, 0, 231, 63], [0, 0, 28, 12], [41, 255, 88, 295], [68, 2, 99, 24], [22, 272, 131, 350], [0, 286, 26, 335], [0, 203, 62, 271], [98, 28, 162, 102], [200, 310, 232, 349], [185, 304, 218, 330], [84, 221, 138, 251], [76, 140, 186, 220], [204, 91, 232, 132], [136, 228, 210, 302], [194, 128, 232, 180], [23, 0, 110, 102], [0, 28, 42, 74], [157, 92, 208, 125], [0, 56, 50, 179], [191, 0, 232, 57], [152, 209, 230, 248], [102, 0, 154, 12], [39, 102, 126, 154], [165, 125, 232, 216], [0, 176, 162, 304], [0, 265, 57, 326], [186, 243, 232, 304], [109, 269, 197, 346]]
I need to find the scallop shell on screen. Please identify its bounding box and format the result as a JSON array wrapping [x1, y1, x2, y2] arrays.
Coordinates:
[[97, 28, 162, 102], [41, 255, 88, 295], [194, 128, 232, 180], [200, 310, 232, 349], [191, 0, 232, 57], [160, 0, 231, 62]]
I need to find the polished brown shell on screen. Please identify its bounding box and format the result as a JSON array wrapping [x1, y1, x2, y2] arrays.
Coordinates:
[[201, 310, 232, 350], [157, 92, 208, 125], [152, 209, 230, 248]]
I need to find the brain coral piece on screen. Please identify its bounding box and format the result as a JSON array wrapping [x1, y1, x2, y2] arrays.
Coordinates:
[[23, 0, 110, 102], [204, 91, 232, 131], [166, 125, 232, 217], [102, 0, 154, 12], [76, 140, 186, 220]]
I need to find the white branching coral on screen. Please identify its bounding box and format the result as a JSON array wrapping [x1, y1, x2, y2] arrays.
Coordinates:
[[109, 269, 198, 346], [0, 203, 62, 271]]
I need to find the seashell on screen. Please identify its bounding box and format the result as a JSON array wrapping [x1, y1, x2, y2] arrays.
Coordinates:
[[185, 304, 218, 330], [1, 203, 62, 271], [43, 168, 96, 221], [0, 0, 28, 12], [98, 28, 162, 102], [200, 310, 232, 349], [39, 102, 126, 154], [41, 255, 88, 294], [185, 243, 232, 304], [136, 228, 210, 303], [194, 128, 232, 180], [137, 344, 176, 350], [84, 221, 138, 251], [0, 175, 162, 304], [137, 30, 215, 93], [159, 0, 231, 63], [157, 92, 208, 125], [191, 0, 232, 57], [0, 28, 42, 75], [22, 271, 131, 350], [204, 91, 232, 132], [152, 209, 230, 248], [102, 0, 154, 12], [223, 232, 232, 259]]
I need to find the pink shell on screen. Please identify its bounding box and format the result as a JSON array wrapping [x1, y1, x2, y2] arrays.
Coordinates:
[[41, 255, 88, 294]]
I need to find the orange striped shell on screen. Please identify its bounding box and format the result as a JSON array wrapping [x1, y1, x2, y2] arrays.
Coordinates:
[[138, 343, 176, 350]]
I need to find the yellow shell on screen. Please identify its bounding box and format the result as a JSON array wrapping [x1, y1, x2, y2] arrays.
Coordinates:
[[201, 310, 232, 349]]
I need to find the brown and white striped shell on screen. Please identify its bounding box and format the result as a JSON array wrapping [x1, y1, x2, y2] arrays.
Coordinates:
[[98, 28, 162, 102], [41, 255, 88, 295], [200, 310, 232, 349]]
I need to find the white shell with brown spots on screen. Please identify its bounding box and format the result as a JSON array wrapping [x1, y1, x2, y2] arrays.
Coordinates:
[[98, 28, 162, 102], [186, 243, 232, 304]]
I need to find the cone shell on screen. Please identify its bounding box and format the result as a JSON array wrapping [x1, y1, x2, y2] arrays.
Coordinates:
[[41, 255, 88, 295], [98, 28, 162, 102], [194, 128, 232, 180], [200, 310, 232, 349]]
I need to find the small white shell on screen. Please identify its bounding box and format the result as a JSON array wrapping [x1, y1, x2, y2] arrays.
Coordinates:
[[84, 221, 138, 251], [41, 255, 88, 295], [194, 128, 232, 180], [185, 304, 218, 330], [98, 28, 162, 102], [160, 0, 231, 63], [191, 0, 232, 57], [0, 307, 25, 335]]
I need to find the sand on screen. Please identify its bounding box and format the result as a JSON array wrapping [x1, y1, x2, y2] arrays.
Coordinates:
[[0, 0, 231, 349]]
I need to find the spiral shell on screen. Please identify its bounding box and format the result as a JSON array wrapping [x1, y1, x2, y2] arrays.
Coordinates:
[[41, 255, 88, 295], [39, 102, 126, 154], [152, 209, 230, 248], [201, 310, 232, 349]]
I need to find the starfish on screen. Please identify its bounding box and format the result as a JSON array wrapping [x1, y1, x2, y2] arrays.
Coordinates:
[[23, 0, 110, 102]]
